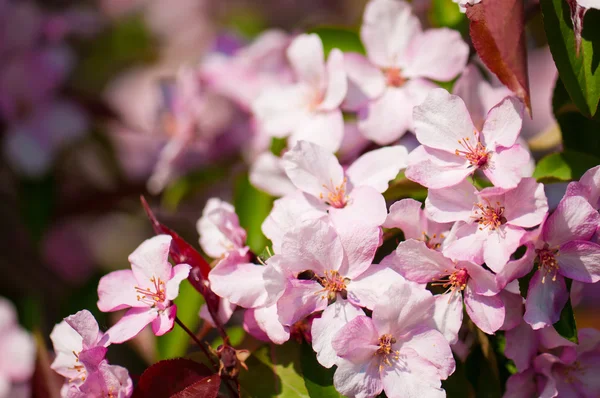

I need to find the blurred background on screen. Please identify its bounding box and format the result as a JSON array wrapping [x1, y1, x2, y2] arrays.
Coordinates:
[[1, 0, 598, 388]]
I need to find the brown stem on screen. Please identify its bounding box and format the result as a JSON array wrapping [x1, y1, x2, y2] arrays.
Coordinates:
[[174, 316, 218, 371]]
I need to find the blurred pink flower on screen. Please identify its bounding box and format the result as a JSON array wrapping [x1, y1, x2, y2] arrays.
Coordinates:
[[253, 34, 347, 152], [0, 298, 35, 398], [344, 0, 469, 144], [197, 198, 248, 259]]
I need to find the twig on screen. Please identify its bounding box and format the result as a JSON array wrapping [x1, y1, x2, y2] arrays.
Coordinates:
[[175, 316, 218, 371]]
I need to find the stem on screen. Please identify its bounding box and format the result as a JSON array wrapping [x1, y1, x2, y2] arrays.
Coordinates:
[[175, 316, 218, 370]]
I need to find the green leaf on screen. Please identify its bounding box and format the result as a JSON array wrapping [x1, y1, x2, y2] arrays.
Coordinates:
[[239, 343, 310, 398], [300, 342, 342, 397], [211, 326, 246, 350], [429, 0, 469, 34], [157, 280, 205, 360], [553, 77, 600, 157], [541, 1, 600, 116], [553, 279, 579, 344], [532, 151, 600, 182], [310, 27, 365, 57], [234, 174, 273, 254]]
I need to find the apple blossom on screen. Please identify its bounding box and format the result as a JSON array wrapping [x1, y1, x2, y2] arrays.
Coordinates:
[[197, 198, 248, 259], [407, 88, 531, 189], [426, 177, 548, 271], [344, 0, 469, 144], [0, 298, 35, 398], [331, 281, 455, 398], [566, 165, 600, 209], [253, 33, 347, 152], [383, 239, 505, 341], [383, 198, 452, 251], [62, 361, 132, 398], [50, 310, 110, 389], [97, 235, 191, 343]]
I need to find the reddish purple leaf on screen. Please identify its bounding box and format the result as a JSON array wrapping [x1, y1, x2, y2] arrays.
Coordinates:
[[171, 375, 221, 398], [132, 358, 218, 398], [467, 0, 531, 114]]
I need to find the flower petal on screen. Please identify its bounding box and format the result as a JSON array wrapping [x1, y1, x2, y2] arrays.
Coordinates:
[[334, 357, 383, 398], [165, 263, 191, 301], [543, 195, 600, 247], [503, 178, 548, 228], [97, 269, 143, 312], [425, 179, 478, 223], [318, 49, 347, 111], [358, 87, 413, 145], [482, 144, 531, 189], [342, 52, 386, 111], [413, 88, 475, 152], [209, 255, 268, 308], [287, 34, 325, 88], [481, 96, 524, 150], [403, 28, 469, 81], [151, 305, 176, 336], [482, 225, 526, 272], [64, 310, 101, 349], [360, 0, 421, 68], [290, 110, 344, 152], [464, 283, 505, 334], [505, 320, 537, 371], [105, 307, 158, 344], [557, 240, 600, 283], [346, 146, 408, 192], [383, 198, 427, 239], [523, 272, 569, 329], [312, 299, 364, 368], [128, 235, 172, 286], [252, 304, 290, 344], [276, 279, 328, 326], [384, 239, 454, 283], [249, 152, 296, 197], [401, 327, 455, 379], [432, 293, 463, 344], [347, 264, 406, 310]]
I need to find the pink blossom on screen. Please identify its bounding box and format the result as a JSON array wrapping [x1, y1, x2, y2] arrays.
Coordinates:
[[62, 360, 132, 398], [249, 152, 297, 197], [514, 196, 600, 329], [383, 239, 505, 340], [252, 33, 347, 152], [97, 235, 191, 343], [196, 198, 248, 259], [200, 29, 293, 110], [505, 329, 600, 398], [426, 178, 548, 271], [50, 310, 110, 390], [407, 88, 530, 189], [344, 0, 469, 144], [383, 198, 453, 251], [263, 218, 403, 367], [566, 165, 600, 209], [261, 141, 406, 249], [331, 281, 455, 398], [0, 298, 35, 398]]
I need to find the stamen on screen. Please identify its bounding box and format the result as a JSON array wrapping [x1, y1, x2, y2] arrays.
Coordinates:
[[472, 199, 506, 231], [313, 270, 347, 301], [431, 268, 469, 300], [319, 178, 348, 208], [536, 245, 560, 283], [455, 131, 489, 168], [135, 276, 166, 306], [383, 67, 406, 87], [376, 334, 400, 371]]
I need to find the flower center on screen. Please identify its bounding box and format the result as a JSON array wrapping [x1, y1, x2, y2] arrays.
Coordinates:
[[558, 361, 583, 384], [422, 232, 445, 250], [135, 276, 167, 306], [299, 269, 348, 301], [376, 334, 399, 370], [432, 268, 469, 295], [319, 178, 348, 208], [536, 245, 559, 283], [473, 200, 506, 231], [455, 131, 489, 168], [383, 67, 406, 87]]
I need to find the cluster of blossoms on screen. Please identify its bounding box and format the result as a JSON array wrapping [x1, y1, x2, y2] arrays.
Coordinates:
[[0, 0, 100, 177], [45, 0, 600, 397]]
